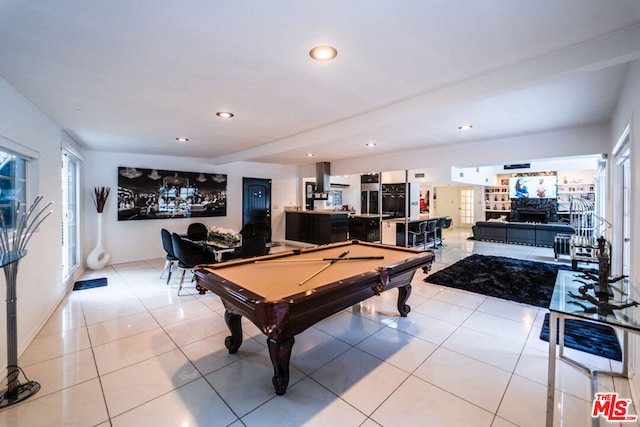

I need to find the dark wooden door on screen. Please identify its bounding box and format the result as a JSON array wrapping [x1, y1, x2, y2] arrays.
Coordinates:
[[242, 177, 272, 241]]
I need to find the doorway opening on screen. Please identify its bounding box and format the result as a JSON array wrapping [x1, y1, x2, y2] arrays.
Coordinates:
[[459, 188, 474, 225]]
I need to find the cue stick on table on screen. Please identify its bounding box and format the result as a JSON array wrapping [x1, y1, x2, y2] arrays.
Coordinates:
[[298, 250, 349, 286], [255, 256, 384, 263]]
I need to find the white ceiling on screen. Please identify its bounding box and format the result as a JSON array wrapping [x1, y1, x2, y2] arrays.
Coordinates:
[[1, 1, 639, 166]]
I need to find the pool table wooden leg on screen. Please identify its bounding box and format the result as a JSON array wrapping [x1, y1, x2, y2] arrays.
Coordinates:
[[224, 311, 243, 354], [267, 336, 295, 395], [397, 284, 412, 317]]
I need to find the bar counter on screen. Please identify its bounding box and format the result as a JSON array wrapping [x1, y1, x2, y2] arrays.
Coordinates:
[[285, 210, 349, 245]]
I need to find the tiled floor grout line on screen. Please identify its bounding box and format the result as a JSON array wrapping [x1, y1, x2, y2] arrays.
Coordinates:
[[79, 273, 115, 427]]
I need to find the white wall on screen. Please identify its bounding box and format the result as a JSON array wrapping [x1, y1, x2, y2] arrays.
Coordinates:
[[451, 165, 496, 186], [82, 151, 299, 265], [452, 157, 600, 187], [433, 186, 461, 222], [610, 59, 640, 401], [0, 77, 65, 368], [330, 125, 609, 176], [338, 174, 362, 212]]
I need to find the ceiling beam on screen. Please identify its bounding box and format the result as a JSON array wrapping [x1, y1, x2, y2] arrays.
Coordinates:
[[212, 23, 640, 165]]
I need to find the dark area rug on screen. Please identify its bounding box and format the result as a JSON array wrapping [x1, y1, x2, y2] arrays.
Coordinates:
[[424, 254, 622, 360], [540, 313, 622, 361], [424, 254, 569, 307], [73, 277, 108, 291]]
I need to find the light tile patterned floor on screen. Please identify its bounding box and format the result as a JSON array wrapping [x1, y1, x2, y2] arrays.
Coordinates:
[[0, 229, 637, 426]]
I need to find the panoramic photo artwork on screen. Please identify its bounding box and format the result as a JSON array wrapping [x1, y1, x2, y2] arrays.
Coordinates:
[[117, 166, 227, 221]]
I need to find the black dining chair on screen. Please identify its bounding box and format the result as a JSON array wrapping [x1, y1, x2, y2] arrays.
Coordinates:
[[171, 232, 216, 295], [160, 228, 179, 285], [221, 223, 270, 261], [237, 236, 269, 258], [186, 222, 208, 241]]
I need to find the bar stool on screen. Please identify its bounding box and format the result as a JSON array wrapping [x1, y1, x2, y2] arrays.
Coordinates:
[[435, 217, 447, 246], [408, 221, 428, 248], [440, 217, 452, 246], [425, 220, 438, 248]]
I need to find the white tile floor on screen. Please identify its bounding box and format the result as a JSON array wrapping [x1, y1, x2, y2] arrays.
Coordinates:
[[0, 229, 637, 426]]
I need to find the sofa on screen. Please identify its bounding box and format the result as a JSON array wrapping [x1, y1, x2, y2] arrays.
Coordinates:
[[471, 221, 507, 242], [471, 221, 574, 247]]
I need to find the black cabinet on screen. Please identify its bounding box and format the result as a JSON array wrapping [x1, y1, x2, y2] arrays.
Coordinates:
[[349, 216, 380, 242], [329, 215, 349, 243], [381, 184, 406, 218], [285, 212, 348, 245]]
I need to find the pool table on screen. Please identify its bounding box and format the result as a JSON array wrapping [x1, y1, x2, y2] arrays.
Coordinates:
[[194, 240, 435, 395]]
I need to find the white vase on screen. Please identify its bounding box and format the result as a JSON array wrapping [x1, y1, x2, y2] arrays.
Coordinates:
[[86, 212, 111, 270]]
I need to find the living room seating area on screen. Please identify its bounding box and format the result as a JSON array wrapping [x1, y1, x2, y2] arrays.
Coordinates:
[[471, 221, 575, 247]]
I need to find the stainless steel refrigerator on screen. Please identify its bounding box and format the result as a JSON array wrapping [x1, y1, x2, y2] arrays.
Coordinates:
[[361, 183, 379, 214]]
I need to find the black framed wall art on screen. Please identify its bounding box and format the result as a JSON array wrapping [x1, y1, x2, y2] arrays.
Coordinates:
[[117, 167, 227, 221]]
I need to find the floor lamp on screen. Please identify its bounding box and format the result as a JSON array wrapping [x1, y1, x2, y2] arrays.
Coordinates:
[[0, 196, 52, 408]]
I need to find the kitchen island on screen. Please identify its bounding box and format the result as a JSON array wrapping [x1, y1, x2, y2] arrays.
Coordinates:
[[285, 210, 349, 245]]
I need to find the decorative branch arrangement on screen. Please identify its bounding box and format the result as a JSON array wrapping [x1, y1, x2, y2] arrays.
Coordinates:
[[0, 195, 52, 408], [0, 195, 53, 254], [92, 187, 110, 213]]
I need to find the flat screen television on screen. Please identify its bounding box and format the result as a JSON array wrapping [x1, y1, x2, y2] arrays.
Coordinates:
[[508, 175, 557, 199]]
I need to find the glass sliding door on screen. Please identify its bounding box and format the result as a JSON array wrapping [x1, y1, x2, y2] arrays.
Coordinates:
[[612, 124, 630, 277], [61, 150, 80, 280], [621, 153, 630, 276]]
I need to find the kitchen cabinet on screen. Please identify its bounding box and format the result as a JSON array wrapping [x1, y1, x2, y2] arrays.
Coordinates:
[[285, 211, 348, 245]]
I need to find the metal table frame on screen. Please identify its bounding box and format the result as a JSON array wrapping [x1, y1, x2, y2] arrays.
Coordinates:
[[0, 251, 41, 408], [546, 270, 640, 426]]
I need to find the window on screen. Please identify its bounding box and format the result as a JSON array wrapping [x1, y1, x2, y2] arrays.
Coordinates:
[[0, 150, 27, 230]]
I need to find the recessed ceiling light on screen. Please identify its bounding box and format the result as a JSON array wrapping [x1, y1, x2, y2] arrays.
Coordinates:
[[176, 137, 189, 143], [216, 112, 234, 118], [366, 142, 376, 147], [305, 153, 314, 157], [458, 124, 473, 130], [309, 45, 338, 61]]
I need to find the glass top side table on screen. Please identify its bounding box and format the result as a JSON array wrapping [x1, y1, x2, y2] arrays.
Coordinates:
[[546, 269, 639, 426], [0, 251, 25, 267]]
